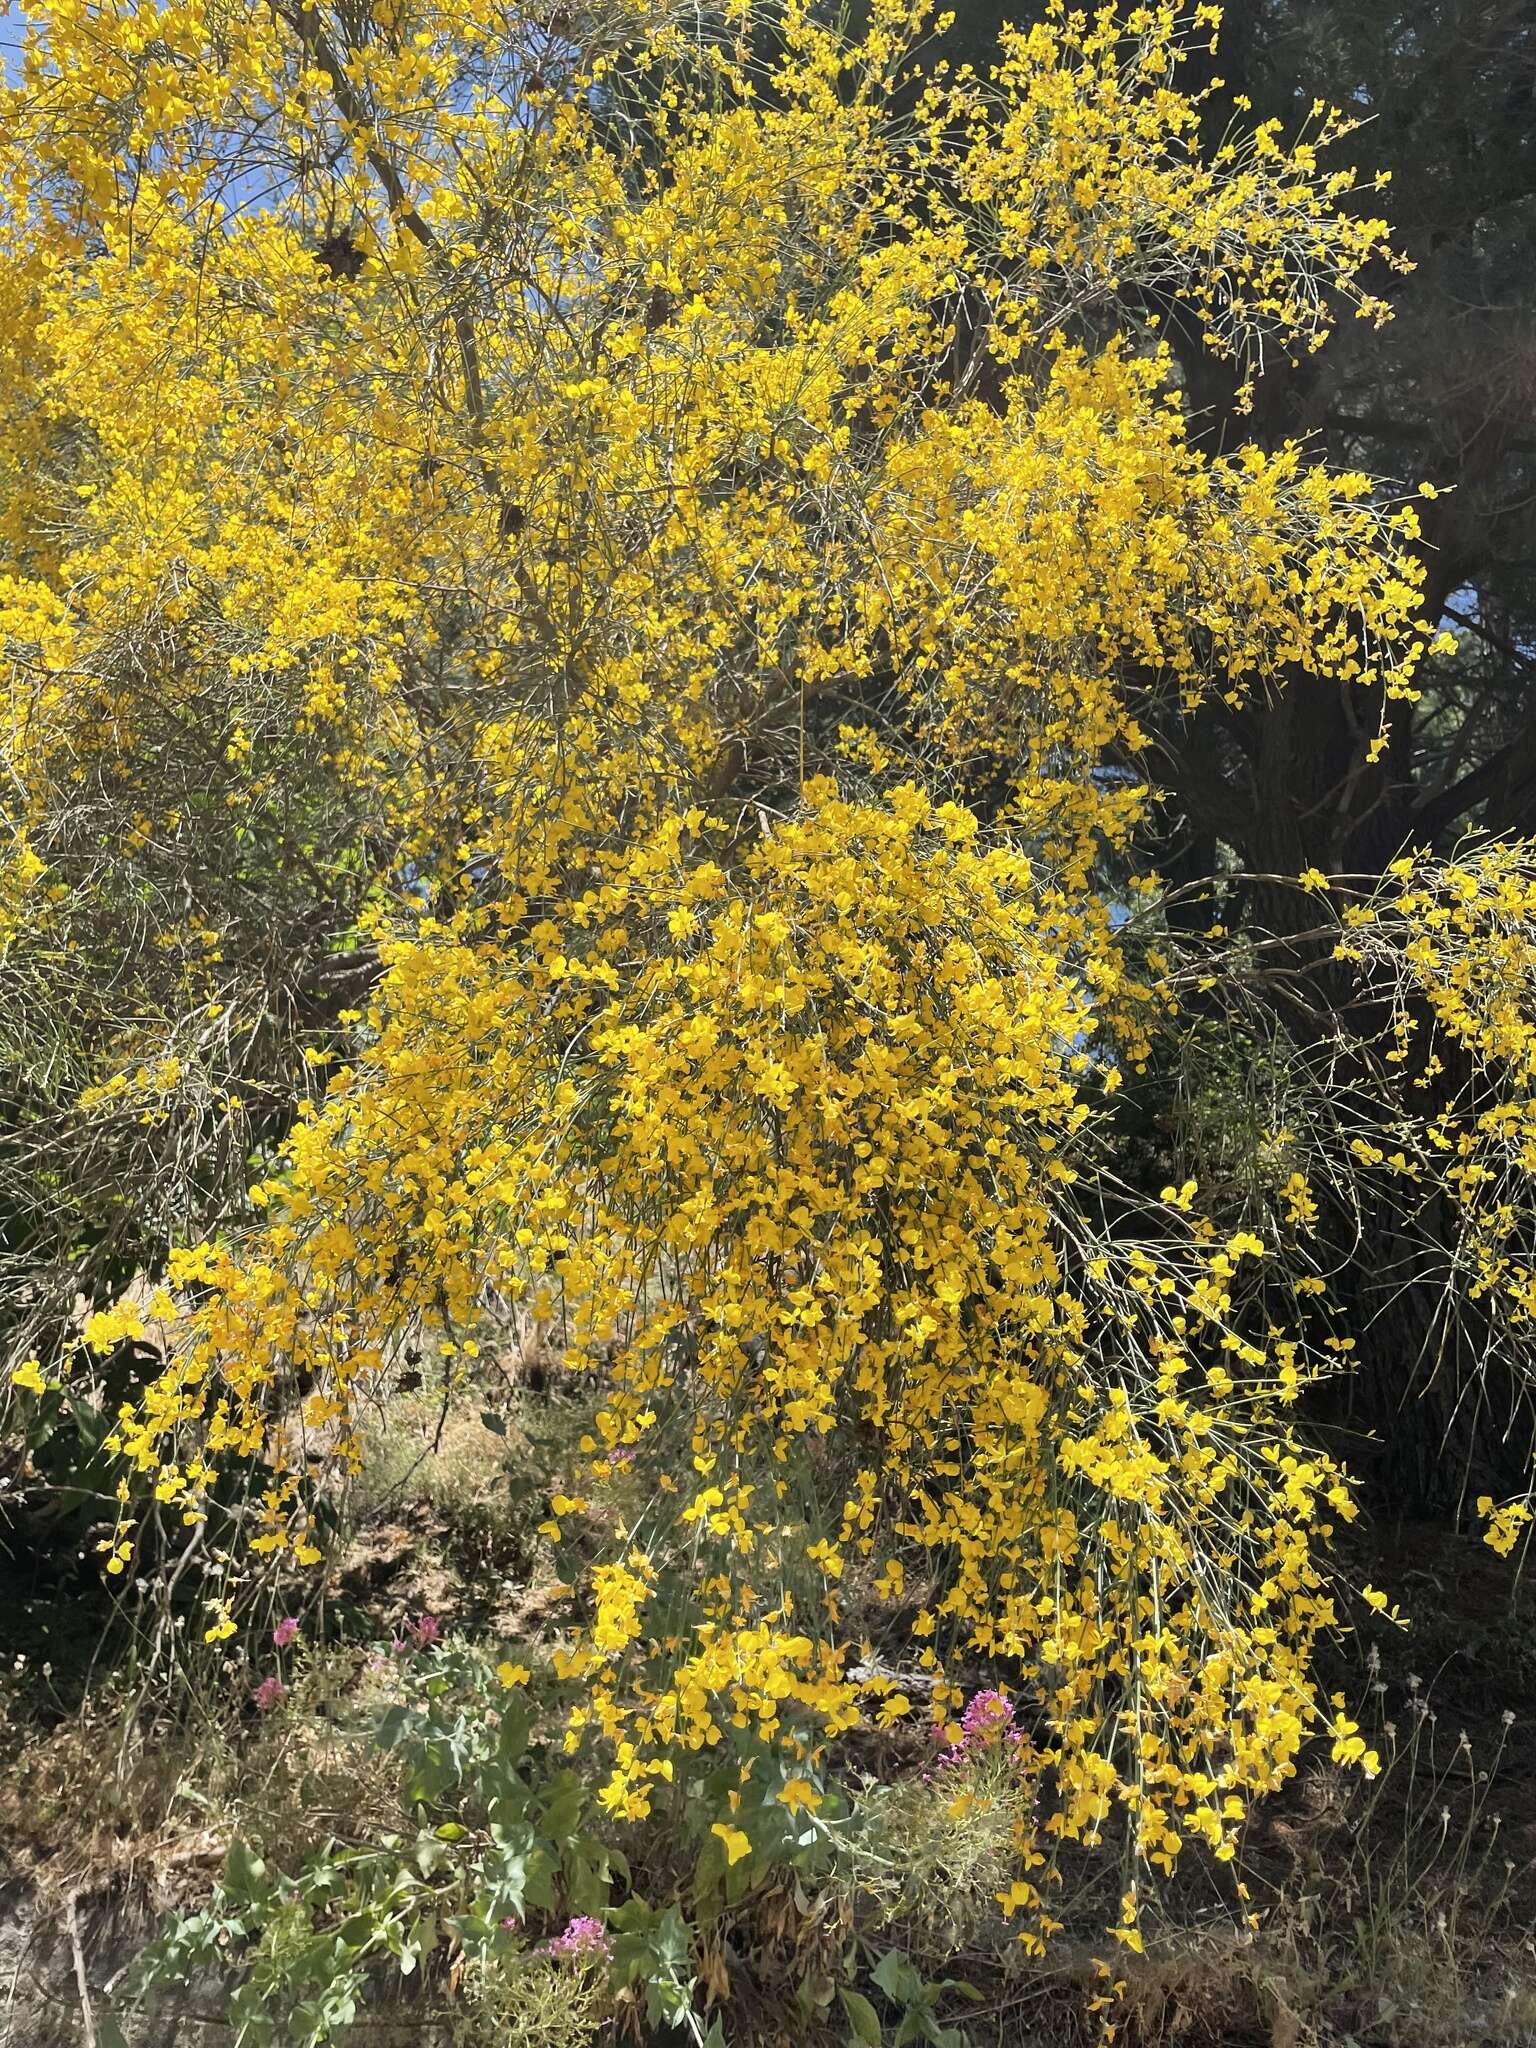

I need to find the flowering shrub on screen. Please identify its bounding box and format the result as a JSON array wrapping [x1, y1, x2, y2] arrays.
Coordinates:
[[0, 0, 1483, 1958], [113, 781, 1368, 1914]]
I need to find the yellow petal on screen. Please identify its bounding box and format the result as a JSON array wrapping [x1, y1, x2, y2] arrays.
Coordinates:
[[776, 1776, 823, 1815], [711, 1822, 751, 1866]]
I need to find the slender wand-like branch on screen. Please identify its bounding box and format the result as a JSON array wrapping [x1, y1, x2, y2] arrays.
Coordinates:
[[275, 1, 488, 429]]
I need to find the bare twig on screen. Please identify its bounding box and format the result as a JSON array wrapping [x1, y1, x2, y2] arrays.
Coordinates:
[[66, 1891, 99, 2048]]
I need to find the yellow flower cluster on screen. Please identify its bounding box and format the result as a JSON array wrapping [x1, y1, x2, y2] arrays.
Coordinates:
[[119, 783, 1358, 1884], [1330, 846, 1536, 1554], [0, 0, 1446, 1923]]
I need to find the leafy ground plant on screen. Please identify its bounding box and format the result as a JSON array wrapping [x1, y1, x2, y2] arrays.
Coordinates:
[[121, 1638, 1019, 2048]]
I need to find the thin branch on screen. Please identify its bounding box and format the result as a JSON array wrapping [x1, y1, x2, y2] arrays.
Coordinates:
[[66, 1893, 99, 2048], [275, 2, 487, 429]]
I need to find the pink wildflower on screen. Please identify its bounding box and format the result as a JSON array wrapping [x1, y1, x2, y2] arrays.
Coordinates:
[[548, 1915, 611, 1962], [252, 1675, 287, 1711], [272, 1616, 300, 1650], [922, 1689, 1027, 1781], [960, 1688, 1014, 1744], [407, 1612, 442, 1648]]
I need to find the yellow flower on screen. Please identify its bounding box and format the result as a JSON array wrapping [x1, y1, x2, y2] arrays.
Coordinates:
[[776, 1776, 823, 1816], [997, 1881, 1039, 1915], [711, 1823, 752, 1866], [1477, 1496, 1533, 1558]]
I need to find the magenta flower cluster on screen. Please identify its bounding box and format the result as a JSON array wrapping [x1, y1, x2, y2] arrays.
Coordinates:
[[252, 1616, 301, 1708], [391, 1611, 442, 1652], [547, 1915, 611, 1963], [962, 1689, 1015, 1739], [923, 1688, 1028, 1780]]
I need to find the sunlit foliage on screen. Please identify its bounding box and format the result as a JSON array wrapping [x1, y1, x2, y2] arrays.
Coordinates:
[[0, 0, 1483, 1938]]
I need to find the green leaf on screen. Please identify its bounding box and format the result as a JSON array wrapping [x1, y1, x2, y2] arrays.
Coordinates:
[[494, 1701, 532, 1765], [396, 1923, 420, 1976], [563, 1850, 606, 1917], [724, 1846, 755, 1907], [523, 1848, 557, 1912], [872, 1950, 924, 2008], [480, 1408, 507, 1436], [224, 1839, 269, 1903], [841, 1988, 883, 2045], [540, 1770, 585, 1842], [375, 1704, 415, 1751], [336, 1912, 381, 1952], [657, 1903, 693, 1968], [691, 1830, 726, 1903]]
